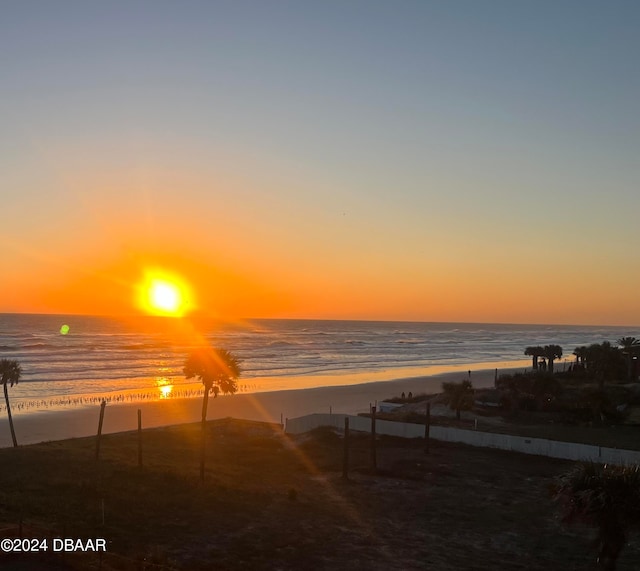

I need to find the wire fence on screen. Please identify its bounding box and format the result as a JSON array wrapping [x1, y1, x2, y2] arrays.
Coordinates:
[[0, 382, 261, 415]]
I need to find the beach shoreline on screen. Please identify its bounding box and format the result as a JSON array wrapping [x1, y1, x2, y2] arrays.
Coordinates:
[[3, 358, 531, 413], [0, 364, 525, 448]]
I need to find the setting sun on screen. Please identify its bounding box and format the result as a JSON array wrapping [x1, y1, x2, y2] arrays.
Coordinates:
[[151, 281, 179, 312], [138, 269, 194, 317]]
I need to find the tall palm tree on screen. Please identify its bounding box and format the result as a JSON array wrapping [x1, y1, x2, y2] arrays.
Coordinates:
[[184, 347, 241, 480], [543, 344, 563, 374], [524, 346, 545, 370], [0, 359, 21, 447], [553, 462, 640, 570], [617, 337, 640, 381]]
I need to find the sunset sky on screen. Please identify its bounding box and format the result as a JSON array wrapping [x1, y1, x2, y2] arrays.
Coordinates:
[[2, 1, 639, 325]]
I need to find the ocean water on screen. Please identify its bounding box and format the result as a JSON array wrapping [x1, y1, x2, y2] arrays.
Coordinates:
[[0, 313, 636, 413]]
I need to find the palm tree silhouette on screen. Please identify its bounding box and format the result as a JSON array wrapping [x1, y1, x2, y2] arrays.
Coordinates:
[[0, 359, 22, 447], [184, 347, 241, 480], [573, 346, 588, 366], [542, 344, 563, 374], [586, 342, 624, 391], [441, 380, 474, 420], [617, 337, 640, 381], [524, 346, 545, 370], [554, 462, 640, 570]]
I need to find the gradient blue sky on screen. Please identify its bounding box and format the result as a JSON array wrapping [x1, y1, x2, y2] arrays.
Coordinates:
[[2, 1, 639, 324]]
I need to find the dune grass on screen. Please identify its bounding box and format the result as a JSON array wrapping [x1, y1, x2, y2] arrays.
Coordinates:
[[1, 418, 640, 570]]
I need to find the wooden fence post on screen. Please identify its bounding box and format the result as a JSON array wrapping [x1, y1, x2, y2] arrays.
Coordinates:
[[342, 417, 350, 480], [424, 402, 430, 454], [137, 409, 143, 467], [95, 400, 106, 460], [370, 405, 377, 471]]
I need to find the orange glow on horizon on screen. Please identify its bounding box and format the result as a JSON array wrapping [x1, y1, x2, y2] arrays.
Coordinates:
[[6, 227, 640, 326]]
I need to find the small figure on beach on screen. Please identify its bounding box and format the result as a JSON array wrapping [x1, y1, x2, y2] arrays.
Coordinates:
[[408, 391, 413, 399], [401, 392, 406, 400]]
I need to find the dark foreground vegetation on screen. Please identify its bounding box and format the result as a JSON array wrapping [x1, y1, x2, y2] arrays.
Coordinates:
[[385, 339, 640, 444], [1, 419, 640, 570], [496, 340, 640, 424]]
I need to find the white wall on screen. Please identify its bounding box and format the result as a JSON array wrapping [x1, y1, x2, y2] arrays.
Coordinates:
[[285, 413, 640, 465]]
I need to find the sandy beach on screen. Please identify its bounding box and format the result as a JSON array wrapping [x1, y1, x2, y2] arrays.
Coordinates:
[[0, 366, 518, 448]]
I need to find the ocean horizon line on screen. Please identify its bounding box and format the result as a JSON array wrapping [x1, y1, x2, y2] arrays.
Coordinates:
[[1, 311, 639, 330]]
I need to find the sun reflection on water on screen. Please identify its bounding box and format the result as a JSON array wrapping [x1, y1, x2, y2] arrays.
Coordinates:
[[156, 378, 173, 399]]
